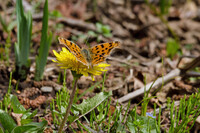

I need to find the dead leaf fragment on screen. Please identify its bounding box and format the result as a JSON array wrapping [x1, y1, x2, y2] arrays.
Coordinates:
[[11, 112, 23, 126]]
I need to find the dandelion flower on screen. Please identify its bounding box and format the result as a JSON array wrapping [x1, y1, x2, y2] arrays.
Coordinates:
[[52, 47, 110, 80]]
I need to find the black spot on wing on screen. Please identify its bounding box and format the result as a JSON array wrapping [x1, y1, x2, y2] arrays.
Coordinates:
[[109, 43, 112, 47], [101, 44, 104, 48], [95, 46, 99, 50], [64, 39, 67, 44], [108, 48, 112, 53], [95, 56, 105, 63]]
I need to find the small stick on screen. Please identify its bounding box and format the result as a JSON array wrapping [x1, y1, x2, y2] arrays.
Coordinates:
[[117, 68, 181, 103]]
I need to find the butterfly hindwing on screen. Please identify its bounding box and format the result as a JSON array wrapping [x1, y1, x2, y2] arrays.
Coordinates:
[[58, 37, 88, 65], [91, 54, 106, 65], [90, 41, 120, 57]]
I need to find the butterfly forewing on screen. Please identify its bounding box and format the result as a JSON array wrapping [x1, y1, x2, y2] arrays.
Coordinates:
[[58, 37, 88, 65], [90, 41, 120, 57]]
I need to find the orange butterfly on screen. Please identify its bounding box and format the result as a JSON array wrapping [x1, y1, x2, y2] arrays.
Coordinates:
[[58, 37, 120, 67]]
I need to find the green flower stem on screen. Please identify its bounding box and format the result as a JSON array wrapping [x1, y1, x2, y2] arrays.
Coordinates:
[[58, 77, 78, 133]]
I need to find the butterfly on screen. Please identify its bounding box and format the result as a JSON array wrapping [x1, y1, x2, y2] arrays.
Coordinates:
[[58, 37, 120, 67]]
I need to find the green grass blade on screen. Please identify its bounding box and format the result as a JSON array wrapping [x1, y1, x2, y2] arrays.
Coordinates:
[[0, 14, 8, 32], [77, 80, 102, 101], [35, 0, 52, 81]]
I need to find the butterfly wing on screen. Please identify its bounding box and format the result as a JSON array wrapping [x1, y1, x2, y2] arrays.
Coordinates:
[[58, 37, 88, 65], [91, 54, 106, 65], [90, 41, 120, 65]]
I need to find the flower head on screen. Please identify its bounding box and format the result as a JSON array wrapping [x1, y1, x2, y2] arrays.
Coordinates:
[[52, 47, 110, 80], [146, 112, 156, 119]]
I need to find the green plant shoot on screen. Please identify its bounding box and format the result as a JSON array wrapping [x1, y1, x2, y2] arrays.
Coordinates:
[[35, 0, 52, 81], [14, 0, 32, 80]]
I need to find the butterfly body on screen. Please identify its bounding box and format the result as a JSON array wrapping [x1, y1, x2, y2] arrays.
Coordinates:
[[58, 37, 119, 67], [81, 48, 92, 66]]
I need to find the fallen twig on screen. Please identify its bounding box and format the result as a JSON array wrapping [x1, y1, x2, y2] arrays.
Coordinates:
[[117, 68, 181, 103], [117, 56, 200, 102]]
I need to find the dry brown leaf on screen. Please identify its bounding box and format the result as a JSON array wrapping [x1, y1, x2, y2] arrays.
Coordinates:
[[19, 95, 46, 109], [18, 87, 41, 98]]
